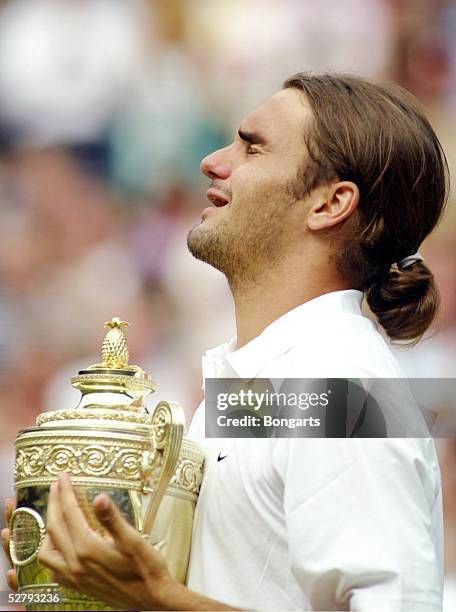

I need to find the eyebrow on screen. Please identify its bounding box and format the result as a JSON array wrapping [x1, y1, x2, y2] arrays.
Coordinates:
[[237, 128, 267, 146]]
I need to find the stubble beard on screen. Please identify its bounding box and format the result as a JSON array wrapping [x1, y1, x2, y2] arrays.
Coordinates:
[[187, 190, 293, 292]]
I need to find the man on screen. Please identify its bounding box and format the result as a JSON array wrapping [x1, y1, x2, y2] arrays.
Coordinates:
[[2, 73, 449, 610]]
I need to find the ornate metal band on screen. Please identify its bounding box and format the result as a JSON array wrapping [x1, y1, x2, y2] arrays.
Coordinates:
[[36, 409, 155, 426], [71, 372, 155, 392], [15, 434, 204, 496], [15, 434, 152, 490], [167, 444, 204, 498]]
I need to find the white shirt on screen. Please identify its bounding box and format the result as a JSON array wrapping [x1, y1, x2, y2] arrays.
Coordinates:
[[186, 290, 443, 611], [444, 575, 456, 611]]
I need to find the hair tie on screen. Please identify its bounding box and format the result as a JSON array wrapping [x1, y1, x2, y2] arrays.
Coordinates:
[[397, 252, 424, 270]]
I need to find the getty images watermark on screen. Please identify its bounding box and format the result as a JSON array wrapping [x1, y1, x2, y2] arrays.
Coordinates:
[[205, 378, 456, 438], [216, 387, 328, 428]]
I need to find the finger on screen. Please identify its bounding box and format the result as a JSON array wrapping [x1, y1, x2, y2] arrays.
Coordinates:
[[58, 478, 137, 577], [1, 528, 12, 568], [5, 498, 15, 525], [46, 480, 81, 571], [92, 494, 143, 551], [38, 533, 72, 578], [57, 472, 92, 539], [40, 530, 136, 601], [6, 569, 18, 592]]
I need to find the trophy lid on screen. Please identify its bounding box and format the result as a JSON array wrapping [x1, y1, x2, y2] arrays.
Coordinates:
[[35, 318, 157, 427], [70, 317, 156, 410]]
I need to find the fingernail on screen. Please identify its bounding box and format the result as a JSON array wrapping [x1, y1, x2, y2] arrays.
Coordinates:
[[1, 528, 8, 538], [96, 495, 110, 512]]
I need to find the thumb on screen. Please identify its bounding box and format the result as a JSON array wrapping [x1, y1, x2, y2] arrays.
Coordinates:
[[93, 495, 158, 568], [92, 494, 137, 546]]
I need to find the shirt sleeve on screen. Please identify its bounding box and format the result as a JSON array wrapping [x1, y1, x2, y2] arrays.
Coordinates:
[[273, 437, 443, 611]]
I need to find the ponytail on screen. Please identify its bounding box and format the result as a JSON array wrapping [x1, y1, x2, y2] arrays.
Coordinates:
[[366, 261, 440, 344]]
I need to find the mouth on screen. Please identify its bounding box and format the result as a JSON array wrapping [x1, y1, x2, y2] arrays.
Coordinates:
[[206, 188, 230, 208]]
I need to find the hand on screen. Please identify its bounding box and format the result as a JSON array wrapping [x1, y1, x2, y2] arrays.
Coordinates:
[[5, 476, 236, 611], [37, 472, 178, 610], [1, 497, 18, 592]]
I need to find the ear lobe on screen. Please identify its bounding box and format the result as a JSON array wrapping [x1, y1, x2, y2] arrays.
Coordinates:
[[307, 181, 359, 231]]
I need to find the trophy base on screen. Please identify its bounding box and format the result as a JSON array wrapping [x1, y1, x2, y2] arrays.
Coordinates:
[[18, 584, 113, 611]]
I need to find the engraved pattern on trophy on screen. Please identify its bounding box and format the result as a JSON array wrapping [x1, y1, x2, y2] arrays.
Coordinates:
[[9, 508, 46, 567], [11, 317, 205, 611], [15, 439, 149, 487], [36, 409, 155, 425], [171, 457, 204, 495]]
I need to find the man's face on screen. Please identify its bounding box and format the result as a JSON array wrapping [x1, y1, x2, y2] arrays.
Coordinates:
[[187, 88, 314, 288]]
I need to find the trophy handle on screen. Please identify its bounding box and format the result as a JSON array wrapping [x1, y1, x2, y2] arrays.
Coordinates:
[[142, 400, 185, 534]]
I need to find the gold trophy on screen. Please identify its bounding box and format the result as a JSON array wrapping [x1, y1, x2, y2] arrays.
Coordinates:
[[9, 317, 204, 611]]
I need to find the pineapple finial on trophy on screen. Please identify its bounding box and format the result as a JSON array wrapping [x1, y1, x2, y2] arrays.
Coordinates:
[[102, 317, 130, 368], [70, 316, 155, 409]]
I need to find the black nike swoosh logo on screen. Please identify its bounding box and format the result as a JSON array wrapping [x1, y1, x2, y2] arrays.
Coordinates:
[[217, 453, 227, 462]]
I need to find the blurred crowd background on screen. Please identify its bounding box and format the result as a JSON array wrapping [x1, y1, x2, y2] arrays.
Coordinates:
[[0, 0, 455, 608]]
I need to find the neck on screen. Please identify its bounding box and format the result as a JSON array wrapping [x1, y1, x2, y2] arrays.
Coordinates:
[[230, 255, 351, 349]]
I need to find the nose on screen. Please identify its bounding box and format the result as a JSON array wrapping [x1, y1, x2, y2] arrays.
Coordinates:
[[200, 149, 231, 180]]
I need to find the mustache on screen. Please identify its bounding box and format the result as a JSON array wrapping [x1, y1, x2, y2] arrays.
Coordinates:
[[210, 181, 232, 200]]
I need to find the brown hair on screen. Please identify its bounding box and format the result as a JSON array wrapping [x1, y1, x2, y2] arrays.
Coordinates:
[[284, 73, 449, 344]]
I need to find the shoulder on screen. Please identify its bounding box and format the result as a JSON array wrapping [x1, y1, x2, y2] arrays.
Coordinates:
[[272, 311, 405, 378]]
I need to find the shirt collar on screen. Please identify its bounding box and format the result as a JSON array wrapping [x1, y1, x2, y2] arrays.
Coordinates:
[[203, 289, 364, 380]]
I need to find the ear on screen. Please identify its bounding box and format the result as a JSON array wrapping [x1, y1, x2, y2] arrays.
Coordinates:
[[307, 181, 359, 231]]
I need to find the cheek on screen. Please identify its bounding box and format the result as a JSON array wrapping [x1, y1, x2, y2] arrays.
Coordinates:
[[231, 163, 283, 203]]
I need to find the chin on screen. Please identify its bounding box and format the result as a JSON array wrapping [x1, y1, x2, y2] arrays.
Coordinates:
[[187, 223, 211, 260], [187, 220, 206, 246], [187, 222, 230, 274]]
